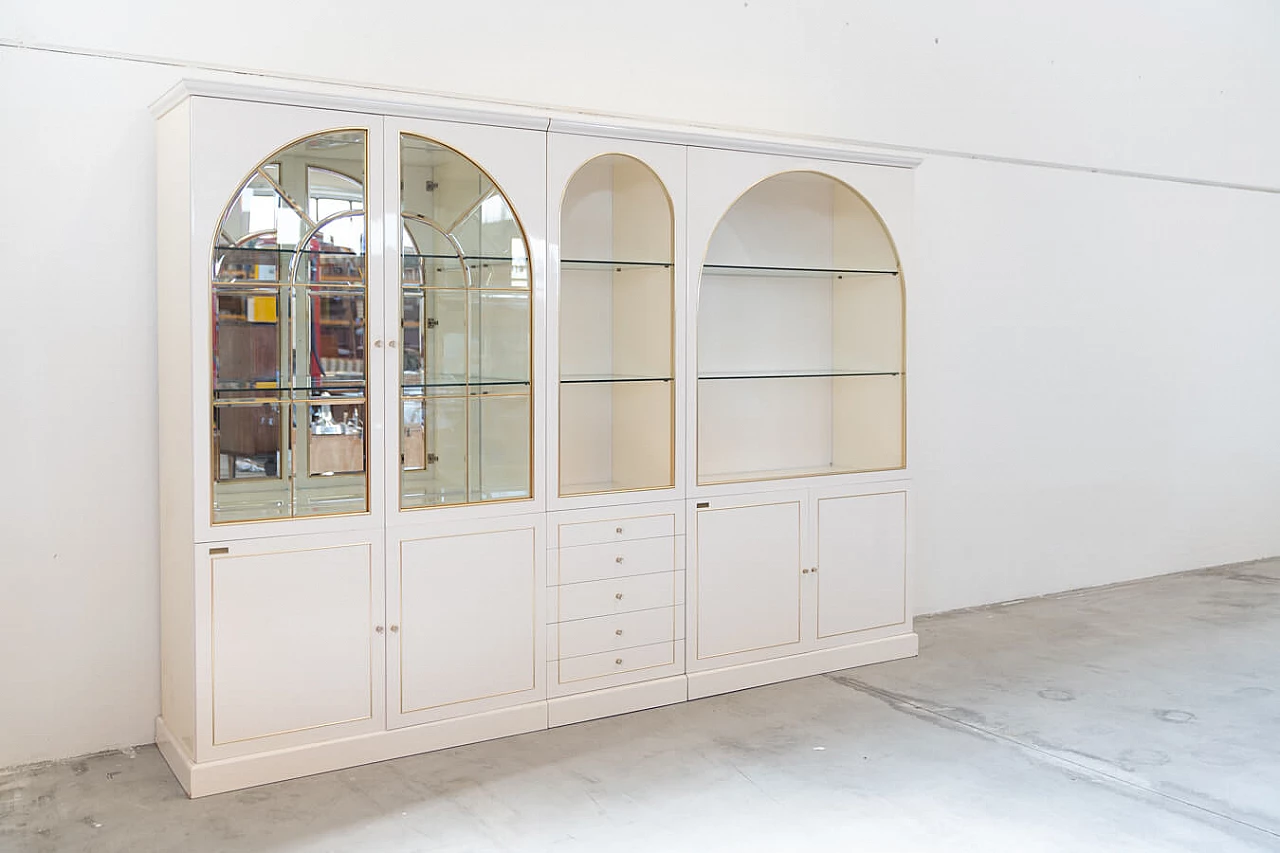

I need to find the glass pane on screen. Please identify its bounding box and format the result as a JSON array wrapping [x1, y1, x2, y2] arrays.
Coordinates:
[[212, 395, 289, 523], [560, 380, 673, 496], [298, 288, 366, 389], [402, 289, 467, 392], [469, 395, 530, 502], [295, 397, 367, 518], [402, 219, 467, 288], [213, 288, 283, 388], [400, 396, 468, 508], [470, 291, 530, 386]]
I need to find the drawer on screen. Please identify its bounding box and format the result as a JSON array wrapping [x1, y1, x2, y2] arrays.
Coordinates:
[[557, 641, 676, 684], [555, 536, 677, 585], [557, 512, 675, 548], [557, 606, 680, 659], [557, 571, 682, 622]]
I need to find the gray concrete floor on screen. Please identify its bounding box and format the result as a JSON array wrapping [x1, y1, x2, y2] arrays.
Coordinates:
[[3, 559, 1279, 852]]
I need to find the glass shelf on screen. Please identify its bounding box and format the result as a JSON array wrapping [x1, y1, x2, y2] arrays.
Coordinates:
[[561, 375, 673, 385], [701, 264, 897, 279], [561, 259, 672, 272], [403, 379, 530, 393], [698, 370, 900, 381]]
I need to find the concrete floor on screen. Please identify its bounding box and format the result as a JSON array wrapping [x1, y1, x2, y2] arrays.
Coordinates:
[[3, 559, 1279, 852]]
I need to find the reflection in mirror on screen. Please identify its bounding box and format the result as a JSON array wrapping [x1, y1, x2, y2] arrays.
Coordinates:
[[210, 130, 369, 523], [399, 133, 532, 509]]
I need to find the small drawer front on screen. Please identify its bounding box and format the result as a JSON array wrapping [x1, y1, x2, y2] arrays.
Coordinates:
[[558, 513, 675, 548], [558, 641, 676, 684], [558, 607, 679, 659], [556, 536, 676, 586], [558, 572, 680, 622]]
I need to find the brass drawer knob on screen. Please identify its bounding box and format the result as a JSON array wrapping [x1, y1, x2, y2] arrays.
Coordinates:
[[615, 556, 624, 564], [615, 592, 624, 600], [615, 629, 623, 636], [615, 658, 623, 665], [615, 527, 624, 534]]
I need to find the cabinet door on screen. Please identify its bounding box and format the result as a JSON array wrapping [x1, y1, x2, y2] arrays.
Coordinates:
[[689, 494, 805, 668], [389, 519, 544, 727], [201, 534, 384, 757], [815, 490, 907, 639]]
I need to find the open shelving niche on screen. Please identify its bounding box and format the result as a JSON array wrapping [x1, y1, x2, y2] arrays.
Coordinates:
[[557, 154, 675, 497], [696, 170, 904, 485]]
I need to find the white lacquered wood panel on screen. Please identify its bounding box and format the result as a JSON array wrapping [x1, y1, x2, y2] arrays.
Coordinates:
[[554, 536, 678, 585], [558, 641, 677, 684], [557, 512, 675, 548], [210, 544, 375, 746], [396, 527, 538, 718], [557, 572, 682, 622], [556, 606, 681, 660], [816, 491, 907, 638], [692, 497, 803, 662]]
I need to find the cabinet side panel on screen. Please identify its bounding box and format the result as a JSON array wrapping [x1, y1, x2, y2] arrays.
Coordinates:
[[157, 101, 196, 755]]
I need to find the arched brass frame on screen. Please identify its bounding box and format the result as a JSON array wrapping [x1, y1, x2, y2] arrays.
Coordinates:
[[693, 169, 907, 485], [208, 128, 369, 525], [397, 132, 534, 510]]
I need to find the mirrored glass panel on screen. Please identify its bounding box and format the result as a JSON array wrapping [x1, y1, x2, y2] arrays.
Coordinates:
[[209, 130, 369, 523], [399, 134, 532, 508]]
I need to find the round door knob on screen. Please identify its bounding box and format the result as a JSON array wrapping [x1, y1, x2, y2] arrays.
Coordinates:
[[615, 658, 623, 665], [389, 340, 398, 349], [615, 527, 623, 534], [615, 629, 623, 636], [389, 625, 400, 633], [615, 556, 624, 564], [615, 592, 624, 600], [373, 339, 383, 348], [375, 625, 384, 634]]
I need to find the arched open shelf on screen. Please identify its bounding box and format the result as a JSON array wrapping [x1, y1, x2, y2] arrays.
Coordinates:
[[696, 170, 904, 485], [557, 154, 675, 497]]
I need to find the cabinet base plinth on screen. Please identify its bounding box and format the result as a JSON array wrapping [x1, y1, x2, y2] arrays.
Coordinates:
[[156, 702, 549, 798], [548, 676, 688, 727], [687, 632, 918, 701]]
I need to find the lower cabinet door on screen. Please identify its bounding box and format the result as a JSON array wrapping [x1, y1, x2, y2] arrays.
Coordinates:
[[202, 533, 385, 756], [389, 519, 544, 727], [815, 490, 907, 639], [689, 494, 805, 667]]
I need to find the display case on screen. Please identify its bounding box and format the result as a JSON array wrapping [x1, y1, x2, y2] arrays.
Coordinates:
[[695, 170, 904, 485], [556, 153, 674, 497], [211, 130, 370, 523], [397, 133, 532, 509]]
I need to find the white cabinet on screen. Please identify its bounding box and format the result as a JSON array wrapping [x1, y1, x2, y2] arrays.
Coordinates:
[[687, 484, 914, 697], [197, 532, 386, 760], [689, 494, 805, 663], [389, 518, 545, 728], [155, 80, 916, 797], [816, 490, 907, 639]]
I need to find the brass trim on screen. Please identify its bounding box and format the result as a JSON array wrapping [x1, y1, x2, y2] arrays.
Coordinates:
[[555, 153, 677, 498], [692, 168, 908, 487]]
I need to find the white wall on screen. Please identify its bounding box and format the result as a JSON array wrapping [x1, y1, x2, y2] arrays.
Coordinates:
[[2, 1, 1279, 767]]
